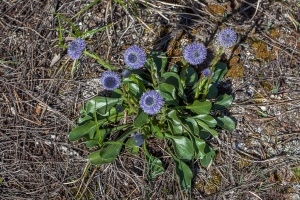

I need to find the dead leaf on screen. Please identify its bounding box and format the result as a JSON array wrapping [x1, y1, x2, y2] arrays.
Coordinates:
[[50, 53, 61, 67]]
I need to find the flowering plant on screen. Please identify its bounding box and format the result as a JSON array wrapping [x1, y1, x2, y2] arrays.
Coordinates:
[[68, 31, 236, 190]]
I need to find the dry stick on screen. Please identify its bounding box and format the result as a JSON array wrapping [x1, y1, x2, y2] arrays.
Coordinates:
[[248, 191, 263, 200], [249, 0, 262, 21], [78, 165, 99, 199], [105, 0, 112, 46]]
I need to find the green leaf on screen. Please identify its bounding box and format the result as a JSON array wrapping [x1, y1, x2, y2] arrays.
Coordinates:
[[143, 143, 165, 180], [69, 120, 96, 141], [86, 140, 99, 148], [158, 83, 178, 106], [128, 82, 143, 98], [151, 124, 164, 139], [196, 119, 218, 137], [128, 74, 146, 94], [187, 100, 212, 115], [216, 116, 236, 131], [85, 96, 121, 115], [211, 62, 227, 83], [146, 51, 167, 78], [206, 84, 218, 99], [78, 114, 93, 124], [212, 94, 233, 110], [169, 64, 179, 73], [192, 114, 217, 128], [191, 136, 206, 159], [134, 110, 149, 127], [200, 146, 216, 167], [88, 128, 137, 165], [111, 89, 123, 98], [166, 110, 182, 135], [173, 156, 193, 191], [162, 72, 185, 100], [182, 66, 198, 86], [183, 118, 199, 136], [125, 138, 141, 154], [166, 134, 194, 161], [198, 129, 211, 140]]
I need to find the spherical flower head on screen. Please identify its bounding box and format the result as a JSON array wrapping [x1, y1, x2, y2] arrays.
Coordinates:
[[183, 42, 207, 65], [67, 38, 86, 60], [202, 68, 214, 78], [216, 28, 237, 48], [124, 45, 146, 69], [100, 71, 121, 91], [132, 134, 144, 146], [140, 90, 164, 115]]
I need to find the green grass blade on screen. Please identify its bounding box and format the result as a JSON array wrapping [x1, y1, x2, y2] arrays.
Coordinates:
[[84, 51, 115, 70], [72, 0, 101, 19], [56, 14, 64, 47], [58, 14, 81, 37], [81, 23, 112, 38]]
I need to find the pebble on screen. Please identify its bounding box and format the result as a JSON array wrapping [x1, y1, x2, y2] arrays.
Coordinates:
[[259, 106, 267, 111]]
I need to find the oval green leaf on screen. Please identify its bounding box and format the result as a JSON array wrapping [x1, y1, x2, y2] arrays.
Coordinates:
[[166, 134, 194, 161], [216, 115, 236, 131], [69, 120, 96, 141], [212, 94, 233, 110], [187, 100, 212, 115]]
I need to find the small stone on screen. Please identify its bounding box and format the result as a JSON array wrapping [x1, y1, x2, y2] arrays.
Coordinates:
[[259, 106, 267, 111]]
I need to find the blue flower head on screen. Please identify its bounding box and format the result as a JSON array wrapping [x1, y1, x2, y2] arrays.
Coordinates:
[[100, 71, 121, 91], [216, 28, 237, 48], [140, 90, 164, 115], [124, 45, 146, 69], [67, 38, 86, 60], [183, 42, 207, 65], [202, 68, 214, 78], [132, 134, 144, 146]]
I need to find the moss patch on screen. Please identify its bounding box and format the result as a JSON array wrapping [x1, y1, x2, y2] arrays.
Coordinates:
[[206, 4, 226, 16], [226, 56, 244, 78], [204, 171, 222, 195], [251, 41, 276, 61], [260, 80, 274, 92]]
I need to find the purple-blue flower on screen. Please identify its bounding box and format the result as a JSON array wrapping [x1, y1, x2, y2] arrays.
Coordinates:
[[140, 90, 164, 115], [183, 42, 207, 65], [202, 68, 214, 78], [216, 28, 237, 48], [124, 45, 146, 69], [132, 134, 144, 146], [100, 71, 121, 91], [67, 38, 86, 60]]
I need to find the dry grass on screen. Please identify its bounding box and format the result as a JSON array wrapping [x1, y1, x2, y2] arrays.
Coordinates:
[[0, 0, 299, 199]]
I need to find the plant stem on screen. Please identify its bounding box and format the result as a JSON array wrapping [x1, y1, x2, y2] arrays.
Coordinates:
[[201, 48, 223, 100], [150, 58, 157, 87], [181, 58, 188, 88], [122, 84, 138, 113]]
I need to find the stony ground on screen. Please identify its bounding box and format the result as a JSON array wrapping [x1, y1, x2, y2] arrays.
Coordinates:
[[0, 0, 299, 199]]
